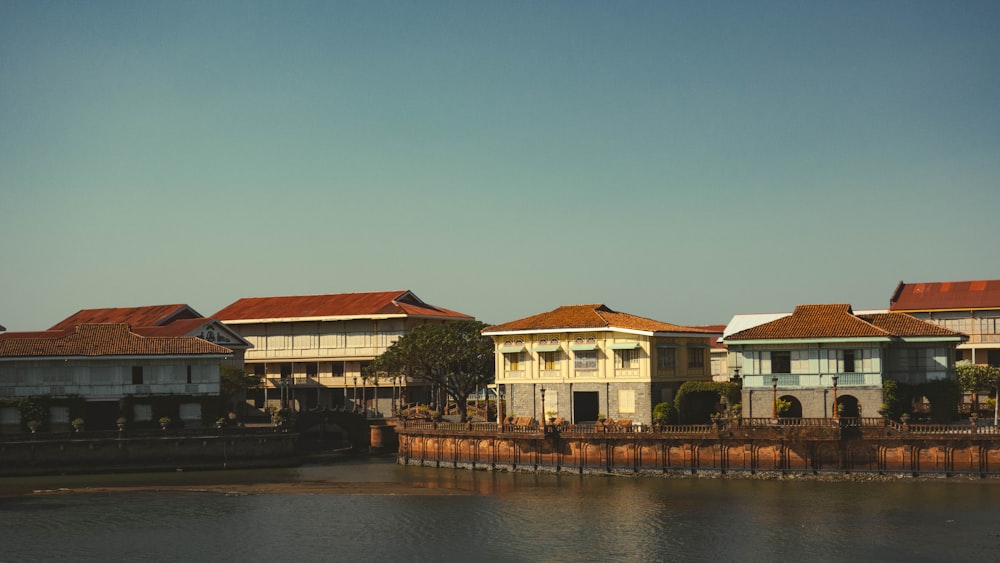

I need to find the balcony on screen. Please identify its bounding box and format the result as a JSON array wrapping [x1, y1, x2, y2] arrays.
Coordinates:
[[742, 372, 882, 389]]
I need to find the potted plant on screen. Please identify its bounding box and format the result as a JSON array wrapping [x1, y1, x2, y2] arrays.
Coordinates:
[[216, 417, 227, 429], [546, 410, 557, 424], [71, 417, 85, 432], [158, 416, 172, 430], [27, 420, 40, 433], [116, 417, 127, 431]]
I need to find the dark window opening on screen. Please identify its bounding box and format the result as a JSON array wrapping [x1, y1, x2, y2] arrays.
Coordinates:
[[844, 351, 856, 373], [131, 366, 143, 385], [772, 352, 791, 374]]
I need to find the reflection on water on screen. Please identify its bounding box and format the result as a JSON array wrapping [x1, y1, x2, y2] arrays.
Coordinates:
[[1, 458, 999, 562]]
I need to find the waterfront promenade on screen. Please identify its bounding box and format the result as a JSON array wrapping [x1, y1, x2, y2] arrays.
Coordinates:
[[396, 417, 1000, 477]]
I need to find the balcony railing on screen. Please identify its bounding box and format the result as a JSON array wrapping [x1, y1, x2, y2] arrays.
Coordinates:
[[742, 372, 882, 389]]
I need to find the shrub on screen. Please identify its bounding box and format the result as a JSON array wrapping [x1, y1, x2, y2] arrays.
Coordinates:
[[652, 402, 677, 425]]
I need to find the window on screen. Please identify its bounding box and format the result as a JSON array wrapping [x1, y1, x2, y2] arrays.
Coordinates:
[[540, 351, 558, 370], [688, 348, 705, 369], [331, 361, 345, 377], [657, 348, 676, 369], [771, 352, 791, 374], [254, 364, 266, 378], [618, 390, 636, 414], [186, 365, 193, 384], [131, 366, 143, 385], [504, 352, 523, 371], [306, 362, 318, 378], [990, 350, 1000, 368], [574, 350, 598, 371], [616, 348, 638, 369], [843, 351, 856, 373], [280, 363, 292, 379]]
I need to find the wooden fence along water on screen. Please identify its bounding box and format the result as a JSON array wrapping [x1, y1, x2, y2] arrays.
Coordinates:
[[395, 418, 1000, 477]]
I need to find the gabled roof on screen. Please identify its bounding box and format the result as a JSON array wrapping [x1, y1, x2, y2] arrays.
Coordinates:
[[51, 304, 203, 330], [0, 324, 232, 358], [889, 280, 1000, 312], [724, 304, 963, 342], [483, 304, 718, 336], [213, 290, 473, 323], [49, 305, 250, 350]]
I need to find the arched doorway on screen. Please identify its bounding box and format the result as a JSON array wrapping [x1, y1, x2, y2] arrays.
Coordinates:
[[836, 395, 860, 418], [778, 395, 802, 418]]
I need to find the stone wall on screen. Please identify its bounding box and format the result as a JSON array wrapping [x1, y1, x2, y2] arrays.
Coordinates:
[[0, 430, 300, 476]]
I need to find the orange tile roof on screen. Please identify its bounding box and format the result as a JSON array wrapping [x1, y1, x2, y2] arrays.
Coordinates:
[[213, 290, 473, 322], [889, 280, 1000, 311], [483, 304, 718, 335], [724, 304, 963, 341], [0, 324, 232, 357], [51, 304, 203, 330]]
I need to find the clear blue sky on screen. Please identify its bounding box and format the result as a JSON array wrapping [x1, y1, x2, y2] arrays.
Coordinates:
[[2, 1, 998, 331]]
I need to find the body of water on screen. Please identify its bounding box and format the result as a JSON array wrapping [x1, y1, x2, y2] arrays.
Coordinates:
[[1, 458, 998, 562]]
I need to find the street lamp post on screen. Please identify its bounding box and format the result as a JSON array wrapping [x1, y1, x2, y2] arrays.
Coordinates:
[[352, 376, 358, 413], [832, 375, 839, 419], [771, 376, 779, 419], [540, 387, 546, 426]]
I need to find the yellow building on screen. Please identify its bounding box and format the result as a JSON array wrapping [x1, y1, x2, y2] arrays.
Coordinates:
[[482, 304, 719, 425], [214, 290, 474, 417]]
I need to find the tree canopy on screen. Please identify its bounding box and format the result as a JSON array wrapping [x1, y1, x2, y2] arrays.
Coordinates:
[[220, 365, 261, 414], [365, 320, 495, 421], [956, 361, 1000, 393]]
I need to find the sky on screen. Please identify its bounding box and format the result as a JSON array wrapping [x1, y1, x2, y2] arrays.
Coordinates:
[[2, 0, 999, 332]]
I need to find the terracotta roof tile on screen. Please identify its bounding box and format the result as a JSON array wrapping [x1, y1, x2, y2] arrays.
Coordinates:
[[724, 304, 964, 341], [858, 313, 963, 337], [889, 280, 1000, 311], [0, 324, 232, 357], [213, 290, 473, 321], [484, 304, 717, 335]]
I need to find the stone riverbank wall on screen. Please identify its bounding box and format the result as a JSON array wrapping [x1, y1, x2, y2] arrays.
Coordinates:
[[396, 418, 1000, 477], [0, 428, 300, 476]]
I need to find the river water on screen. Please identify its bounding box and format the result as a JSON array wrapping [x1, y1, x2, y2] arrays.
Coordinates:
[[1, 458, 998, 562]]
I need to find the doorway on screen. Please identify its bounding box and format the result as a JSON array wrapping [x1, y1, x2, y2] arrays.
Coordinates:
[[573, 391, 599, 423]]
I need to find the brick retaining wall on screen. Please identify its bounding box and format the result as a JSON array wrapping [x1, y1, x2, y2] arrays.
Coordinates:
[[396, 419, 1000, 477]]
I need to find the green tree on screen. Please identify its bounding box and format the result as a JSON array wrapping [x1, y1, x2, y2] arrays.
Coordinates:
[[365, 320, 494, 422], [220, 365, 261, 413], [956, 361, 1000, 417]]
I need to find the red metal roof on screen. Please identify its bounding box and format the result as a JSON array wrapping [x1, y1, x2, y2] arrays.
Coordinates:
[[484, 304, 718, 335], [889, 280, 1000, 311], [50, 304, 202, 330], [213, 290, 473, 322], [0, 324, 232, 357], [724, 304, 962, 341]]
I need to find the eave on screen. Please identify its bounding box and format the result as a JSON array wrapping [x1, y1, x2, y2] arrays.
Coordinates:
[[221, 314, 410, 324], [723, 337, 892, 346], [0, 353, 231, 362]]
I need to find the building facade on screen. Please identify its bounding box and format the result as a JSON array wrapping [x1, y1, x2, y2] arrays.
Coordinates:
[[889, 279, 1000, 367], [0, 323, 232, 431], [723, 304, 966, 419], [482, 304, 719, 426], [213, 290, 474, 416]]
